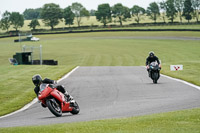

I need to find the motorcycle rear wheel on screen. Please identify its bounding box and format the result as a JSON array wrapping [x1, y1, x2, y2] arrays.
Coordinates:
[[46, 98, 62, 117]]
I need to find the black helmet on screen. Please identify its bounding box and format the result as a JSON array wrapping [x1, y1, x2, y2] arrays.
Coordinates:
[[149, 51, 155, 57], [32, 74, 42, 86]]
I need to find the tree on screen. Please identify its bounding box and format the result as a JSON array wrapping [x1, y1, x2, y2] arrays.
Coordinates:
[[131, 5, 145, 24], [10, 12, 24, 31], [146, 2, 160, 23], [71, 2, 90, 27], [95, 3, 112, 26], [63, 6, 75, 27], [175, 0, 184, 23], [35, 8, 42, 19], [165, 0, 177, 23], [28, 19, 40, 30], [159, 1, 167, 23], [0, 11, 11, 32], [191, 0, 200, 22], [23, 8, 40, 20], [183, 0, 194, 23], [41, 3, 63, 30], [112, 3, 131, 26], [90, 9, 96, 16]]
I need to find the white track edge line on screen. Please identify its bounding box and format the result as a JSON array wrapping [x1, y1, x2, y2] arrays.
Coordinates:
[[0, 66, 80, 119], [141, 65, 200, 90], [161, 74, 200, 90]]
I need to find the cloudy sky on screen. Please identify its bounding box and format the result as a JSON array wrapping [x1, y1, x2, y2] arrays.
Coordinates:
[[0, 0, 158, 15]]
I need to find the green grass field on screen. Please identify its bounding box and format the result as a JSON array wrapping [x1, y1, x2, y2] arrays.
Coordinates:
[[0, 31, 200, 132], [1, 108, 200, 133]]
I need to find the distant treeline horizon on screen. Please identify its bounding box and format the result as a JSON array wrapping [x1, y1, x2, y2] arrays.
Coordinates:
[[0, 0, 199, 32]]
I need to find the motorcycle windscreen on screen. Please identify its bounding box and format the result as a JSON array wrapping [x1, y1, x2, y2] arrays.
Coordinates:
[[40, 83, 48, 92], [38, 83, 52, 100], [150, 62, 158, 66]]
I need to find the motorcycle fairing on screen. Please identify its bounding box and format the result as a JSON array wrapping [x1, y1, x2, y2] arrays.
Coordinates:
[[50, 89, 73, 112]]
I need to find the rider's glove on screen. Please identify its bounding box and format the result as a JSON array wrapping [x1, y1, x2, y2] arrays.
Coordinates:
[[54, 80, 57, 84]]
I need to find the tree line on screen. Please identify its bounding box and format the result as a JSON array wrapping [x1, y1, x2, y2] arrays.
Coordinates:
[[0, 0, 199, 32]]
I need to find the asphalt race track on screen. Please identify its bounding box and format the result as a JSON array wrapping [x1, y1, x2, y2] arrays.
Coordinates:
[[1, 66, 200, 127]]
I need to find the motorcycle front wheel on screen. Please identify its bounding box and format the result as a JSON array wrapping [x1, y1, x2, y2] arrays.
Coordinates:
[[153, 79, 157, 84], [70, 101, 80, 115], [46, 98, 62, 117], [153, 72, 158, 84]]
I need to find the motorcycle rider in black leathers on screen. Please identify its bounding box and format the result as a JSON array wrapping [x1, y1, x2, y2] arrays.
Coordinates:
[[32, 74, 72, 106], [146, 51, 161, 77]]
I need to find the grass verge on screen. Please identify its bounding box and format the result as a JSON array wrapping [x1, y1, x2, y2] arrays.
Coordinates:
[[1, 108, 200, 133]]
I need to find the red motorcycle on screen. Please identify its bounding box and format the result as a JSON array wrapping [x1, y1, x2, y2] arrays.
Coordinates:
[[38, 83, 80, 117]]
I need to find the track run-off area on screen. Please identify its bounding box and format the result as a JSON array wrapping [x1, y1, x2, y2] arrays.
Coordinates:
[[0, 66, 200, 127]]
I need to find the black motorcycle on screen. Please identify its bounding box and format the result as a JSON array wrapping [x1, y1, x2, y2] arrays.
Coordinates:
[[149, 62, 161, 84]]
